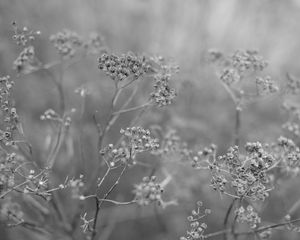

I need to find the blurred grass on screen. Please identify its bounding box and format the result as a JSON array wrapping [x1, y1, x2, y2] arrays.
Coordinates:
[[1, 0, 300, 239]]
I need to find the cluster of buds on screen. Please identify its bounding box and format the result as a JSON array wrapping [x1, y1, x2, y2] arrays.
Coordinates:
[[12, 21, 41, 46], [192, 144, 216, 169], [100, 143, 131, 167], [271, 136, 300, 175], [220, 68, 241, 86], [256, 76, 278, 95], [180, 201, 211, 240], [98, 53, 149, 82], [133, 176, 163, 206], [210, 49, 278, 103], [235, 205, 261, 229], [100, 127, 159, 167], [50, 29, 83, 58], [84, 32, 106, 55], [231, 50, 268, 73], [216, 50, 268, 87], [285, 73, 300, 95], [211, 175, 228, 193], [0, 76, 19, 146], [13, 46, 40, 74], [281, 102, 300, 137], [150, 73, 176, 107], [120, 127, 159, 154]]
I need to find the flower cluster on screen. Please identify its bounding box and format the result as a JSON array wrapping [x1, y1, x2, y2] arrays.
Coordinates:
[[216, 50, 268, 87], [271, 136, 300, 175], [120, 127, 159, 153], [231, 50, 268, 73], [98, 53, 149, 82], [210, 49, 278, 107], [211, 175, 228, 193], [12, 21, 41, 46], [84, 32, 106, 55], [210, 142, 274, 201], [180, 201, 211, 240], [0, 76, 19, 146], [235, 205, 261, 229], [220, 68, 241, 86], [281, 102, 300, 137], [150, 73, 177, 107], [133, 176, 163, 206], [50, 29, 83, 58], [285, 73, 300, 95], [13, 46, 40, 74], [256, 76, 278, 95], [100, 127, 159, 167], [192, 144, 217, 169]]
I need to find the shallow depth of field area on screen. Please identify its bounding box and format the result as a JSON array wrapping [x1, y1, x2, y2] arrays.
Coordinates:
[[1, 1, 300, 240]]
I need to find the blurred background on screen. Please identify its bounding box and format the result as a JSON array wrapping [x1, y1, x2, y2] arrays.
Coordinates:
[[1, 0, 300, 239]]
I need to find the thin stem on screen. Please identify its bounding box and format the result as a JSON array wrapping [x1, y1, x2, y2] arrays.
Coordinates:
[[112, 102, 151, 115], [204, 217, 300, 239], [97, 166, 111, 188], [234, 107, 241, 147], [237, 217, 300, 235], [204, 229, 230, 239], [90, 165, 127, 240], [223, 198, 237, 240]]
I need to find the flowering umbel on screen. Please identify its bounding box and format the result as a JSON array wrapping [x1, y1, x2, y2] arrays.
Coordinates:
[[98, 52, 149, 82]]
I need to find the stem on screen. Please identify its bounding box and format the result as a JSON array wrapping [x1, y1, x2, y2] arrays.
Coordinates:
[[234, 107, 241, 147], [90, 165, 127, 240], [223, 199, 237, 240], [46, 123, 65, 168], [204, 217, 300, 239], [112, 102, 151, 115]]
